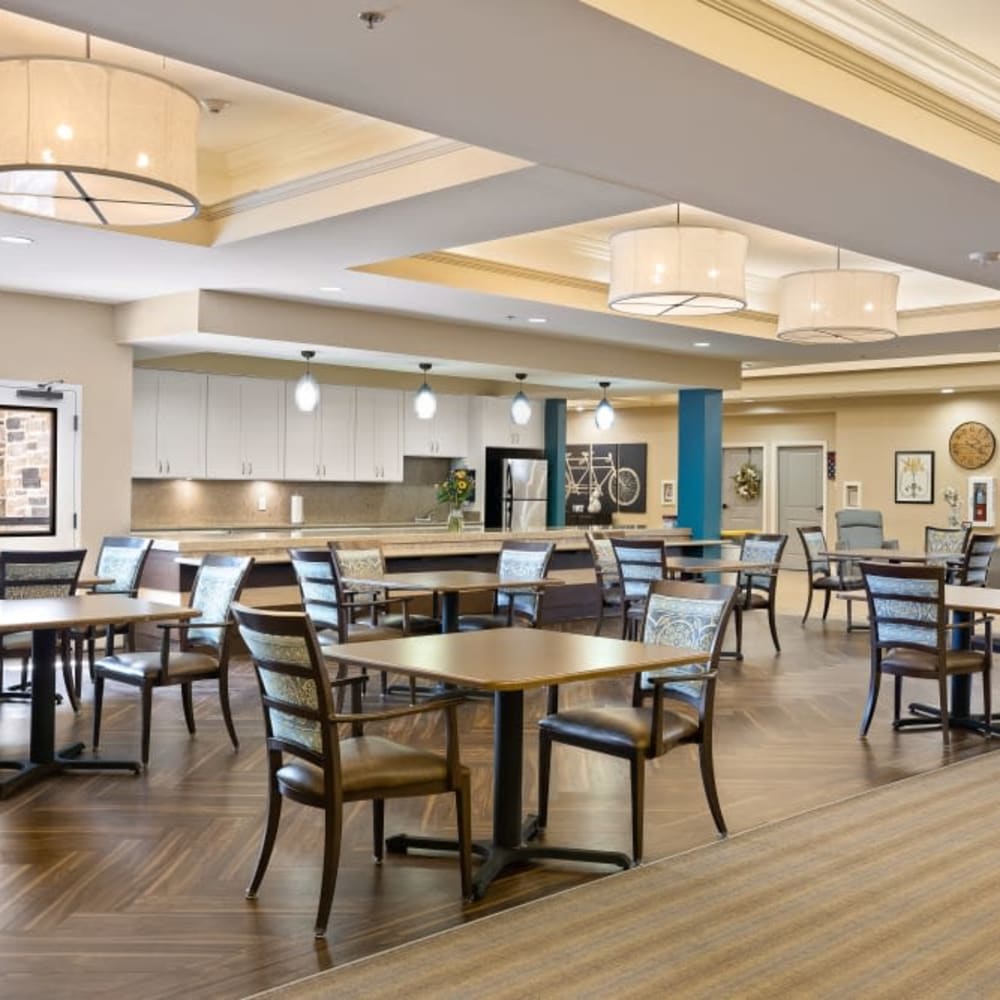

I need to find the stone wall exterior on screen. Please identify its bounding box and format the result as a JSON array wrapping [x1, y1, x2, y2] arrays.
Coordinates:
[[0, 407, 54, 529]]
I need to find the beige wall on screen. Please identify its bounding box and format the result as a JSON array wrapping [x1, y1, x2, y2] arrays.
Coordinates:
[[0, 291, 132, 557]]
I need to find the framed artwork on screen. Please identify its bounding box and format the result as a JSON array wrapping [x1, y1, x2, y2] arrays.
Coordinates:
[[660, 479, 676, 506], [894, 450, 934, 504]]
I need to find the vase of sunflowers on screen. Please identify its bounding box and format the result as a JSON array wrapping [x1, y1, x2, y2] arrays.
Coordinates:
[[437, 468, 472, 532]]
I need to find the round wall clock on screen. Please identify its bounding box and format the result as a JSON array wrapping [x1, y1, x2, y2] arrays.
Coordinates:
[[949, 420, 996, 470]]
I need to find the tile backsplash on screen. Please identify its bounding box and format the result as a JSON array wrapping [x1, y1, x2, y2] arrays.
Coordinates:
[[132, 457, 455, 529]]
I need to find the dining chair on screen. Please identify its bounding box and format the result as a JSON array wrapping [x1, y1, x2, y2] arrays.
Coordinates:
[[924, 525, 971, 556], [733, 533, 788, 655], [610, 537, 665, 639], [67, 535, 153, 698], [796, 525, 862, 625], [537, 579, 737, 863], [457, 540, 555, 630], [92, 553, 254, 766], [231, 604, 471, 938], [586, 531, 623, 636], [289, 547, 415, 702], [0, 549, 86, 710], [859, 561, 991, 745], [951, 533, 998, 587]]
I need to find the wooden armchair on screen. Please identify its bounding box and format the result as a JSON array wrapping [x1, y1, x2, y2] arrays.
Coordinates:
[[610, 537, 666, 640], [586, 531, 623, 636], [457, 540, 555, 630], [733, 533, 787, 656], [796, 525, 862, 625]]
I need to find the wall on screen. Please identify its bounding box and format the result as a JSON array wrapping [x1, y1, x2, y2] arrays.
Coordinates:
[[0, 291, 132, 556]]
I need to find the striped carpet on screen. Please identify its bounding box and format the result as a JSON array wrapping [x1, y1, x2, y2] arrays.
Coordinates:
[[251, 752, 1000, 999]]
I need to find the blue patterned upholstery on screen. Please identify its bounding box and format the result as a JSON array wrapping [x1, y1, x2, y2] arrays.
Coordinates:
[[800, 528, 830, 575], [93, 542, 148, 594], [332, 547, 384, 598], [925, 527, 968, 555], [290, 553, 340, 630], [641, 591, 728, 695], [187, 558, 252, 647], [612, 540, 665, 602], [865, 573, 938, 647], [740, 537, 783, 592], [496, 546, 551, 620]]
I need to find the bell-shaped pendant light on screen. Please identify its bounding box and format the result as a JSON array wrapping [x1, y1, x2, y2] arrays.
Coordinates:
[[594, 381, 615, 430], [414, 362, 437, 420], [294, 350, 319, 413], [511, 372, 532, 426]]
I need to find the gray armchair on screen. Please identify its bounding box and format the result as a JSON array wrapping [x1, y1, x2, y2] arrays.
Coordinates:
[[834, 509, 898, 551]]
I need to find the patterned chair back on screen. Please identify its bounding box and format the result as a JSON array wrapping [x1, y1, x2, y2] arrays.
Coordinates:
[[586, 532, 619, 593], [954, 533, 999, 587], [184, 554, 254, 651], [611, 538, 665, 604], [329, 544, 385, 603], [495, 541, 555, 624], [924, 525, 970, 555], [232, 604, 338, 773], [289, 548, 341, 633], [738, 533, 787, 593], [92, 536, 153, 595], [641, 580, 737, 707], [0, 549, 86, 599], [796, 525, 830, 577], [861, 561, 945, 655]]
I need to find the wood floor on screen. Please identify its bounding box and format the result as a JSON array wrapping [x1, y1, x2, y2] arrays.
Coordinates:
[[1, 574, 995, 999]]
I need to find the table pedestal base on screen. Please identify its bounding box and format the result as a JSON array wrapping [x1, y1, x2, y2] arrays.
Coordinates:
[[0, 741, 141, 799], [897, 702, 998, 737]]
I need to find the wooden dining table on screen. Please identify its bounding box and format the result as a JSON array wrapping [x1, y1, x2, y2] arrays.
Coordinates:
[[0, 595, 197, 799], [332, 627, 708, 898]]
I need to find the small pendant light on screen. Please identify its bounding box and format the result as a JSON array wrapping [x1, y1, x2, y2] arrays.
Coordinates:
[[594, 381, 615, 430], [414, 362, 437, 420], [294, 350, 319, 413], [510, 372, 532, 426]]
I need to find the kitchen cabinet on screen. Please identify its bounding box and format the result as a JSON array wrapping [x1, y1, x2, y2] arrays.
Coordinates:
[[403, 392, 469, 457], [132, 369, 206, 478], [355, 387, 403, 481], [206, 375, 284, 479], [480, 395, 544, 449], [284, 383, 356, 480]]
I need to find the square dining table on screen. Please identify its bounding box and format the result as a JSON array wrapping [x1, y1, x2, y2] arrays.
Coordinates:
[[0, 595, 198, 799], [332, 627, 708, 898]]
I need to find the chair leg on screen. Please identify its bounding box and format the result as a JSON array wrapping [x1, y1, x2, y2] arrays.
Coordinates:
[[60, 636, 80, 713], [246, 768, 283, 900], [92, 674, 105, 749], [218, 675, 239, 751], [314, 803, 344, 938], [734, 607, 743, 657], [372, 799, 385, 863], [983, 668, 992, 741], [859, 665, 881, 738], [767, 601, 781, 653], [821, 590, 832, 622], [893, 676, 902, 724], [409, 676, 417, 705], [537, 732, 552, 830], [699, 743, 727, 837], [593, 600, 604, 636], [181, 682, 196, 734], [938, 674, 951, 746], [629, 753, 645, 864], [140, 682, 154, 767], [455, 773, 473, 901], [801, 584, 813, 625]]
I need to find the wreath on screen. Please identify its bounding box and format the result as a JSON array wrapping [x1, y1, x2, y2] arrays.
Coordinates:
[[732, 461, 761, 501]]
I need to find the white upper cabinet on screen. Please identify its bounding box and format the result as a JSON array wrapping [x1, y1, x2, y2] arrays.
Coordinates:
[[206, 375, 284, 479], [403, 392, 469, 457], [480, 395, 544, 449], [132, 369, 206, 478], [284, 383, 356, 481], [355, 387, 403, 481]]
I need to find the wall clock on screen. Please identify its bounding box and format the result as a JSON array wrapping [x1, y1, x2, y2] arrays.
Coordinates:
[[949, 421, 996, 470]]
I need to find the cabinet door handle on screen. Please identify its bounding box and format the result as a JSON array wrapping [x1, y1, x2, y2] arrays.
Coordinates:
[[241, 460, 246, 476], [248, 461, 253, 476], [157, 460, 162, 474], [322, 464, 327, 477], [165, 459, 171, 474]]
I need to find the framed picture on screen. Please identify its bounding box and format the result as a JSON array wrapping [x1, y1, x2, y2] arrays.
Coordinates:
[[660, 479, 676, 506], [894, 450, 934, 504]]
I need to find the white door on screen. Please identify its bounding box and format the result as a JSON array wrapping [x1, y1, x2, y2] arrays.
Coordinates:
[[722, 447, 763, 532], [777, 445, 825, 571], [0, 382, 79, 549], [372, 388, 403, 481]]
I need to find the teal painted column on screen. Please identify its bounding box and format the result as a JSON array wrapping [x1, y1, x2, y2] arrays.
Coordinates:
[[677, 389, 722, 542], [545, 398, 566, 527]]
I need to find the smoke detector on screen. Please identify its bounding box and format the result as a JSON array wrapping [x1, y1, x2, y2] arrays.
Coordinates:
[[358, 10, 386, 29], [201, 98, 231, 115]]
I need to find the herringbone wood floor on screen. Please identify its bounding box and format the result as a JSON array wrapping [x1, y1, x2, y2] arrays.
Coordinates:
[[1, 575, 995, 999]]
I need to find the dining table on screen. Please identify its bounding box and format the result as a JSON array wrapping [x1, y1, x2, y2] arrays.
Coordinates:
[[821, 548, 960, 565], [0, 595, 198, 799], [331, 626, 708, 899]]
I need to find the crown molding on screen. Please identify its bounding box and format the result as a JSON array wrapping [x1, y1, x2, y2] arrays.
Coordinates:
[[700, 0, 1000, 144]]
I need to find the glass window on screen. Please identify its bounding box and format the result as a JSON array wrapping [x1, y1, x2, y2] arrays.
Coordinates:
[[0, 405, 56, 536]]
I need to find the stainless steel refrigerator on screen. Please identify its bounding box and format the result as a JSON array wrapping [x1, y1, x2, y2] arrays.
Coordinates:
[[502, 457, 548, 531]]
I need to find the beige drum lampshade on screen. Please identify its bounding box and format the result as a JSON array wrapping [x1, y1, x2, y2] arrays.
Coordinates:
[[776, 269, 899, 343]]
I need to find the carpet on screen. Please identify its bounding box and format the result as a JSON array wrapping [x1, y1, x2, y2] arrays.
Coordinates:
[[250, 752, 1000, 999]]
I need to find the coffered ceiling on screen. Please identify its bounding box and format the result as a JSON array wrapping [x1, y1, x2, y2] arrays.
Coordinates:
[[4, 0, 1000, 402]]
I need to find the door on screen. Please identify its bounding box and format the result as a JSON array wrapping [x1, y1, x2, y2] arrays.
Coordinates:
[[240, 378, 284, 479], [205, 375, 243, 478], [132, 369, 159, 478], [318, 385, 355, 480], [722, 447, 763, 533], [284, 380, 320, 480], [777, 445, 825, 571], [156, 371, 206, 479]]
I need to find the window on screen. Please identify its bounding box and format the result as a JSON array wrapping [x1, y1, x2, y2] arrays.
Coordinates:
[[0, 405, 57, 536]]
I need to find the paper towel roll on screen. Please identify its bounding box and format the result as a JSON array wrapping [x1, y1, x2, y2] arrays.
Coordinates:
[[290, 494, 304, 525]]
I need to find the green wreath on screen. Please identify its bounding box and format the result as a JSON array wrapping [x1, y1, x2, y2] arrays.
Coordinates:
[[733, 461, 761, 501]]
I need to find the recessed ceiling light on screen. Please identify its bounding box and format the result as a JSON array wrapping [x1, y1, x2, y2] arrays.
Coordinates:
[[527, 317, 547, 324], [0, 235, 33, 245], [693, 341, 711, 348], [741, 361, 753, 369], [940, 387, 955, 394], [319, 285, 343, 293]]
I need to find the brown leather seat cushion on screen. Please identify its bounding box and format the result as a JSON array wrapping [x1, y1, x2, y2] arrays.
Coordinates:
[[380, 613, 441, 635], [95, 650, 218, 680], [320, 623, 405, 647], [276, 736, 465, 798], [880, 647, 987, 676], [458, 613, 511, 631], [741, 592, 773, 610], [538, 705, 699, 753]]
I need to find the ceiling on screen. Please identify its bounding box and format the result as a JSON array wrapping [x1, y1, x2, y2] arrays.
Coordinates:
[[4, 0, 1000, 399]]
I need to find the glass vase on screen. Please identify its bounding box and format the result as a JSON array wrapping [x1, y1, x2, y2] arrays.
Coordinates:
[[447, 506, 464, 532]]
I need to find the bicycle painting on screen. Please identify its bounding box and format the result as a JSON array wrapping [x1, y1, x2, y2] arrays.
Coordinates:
[[565, 443, 647, 523]]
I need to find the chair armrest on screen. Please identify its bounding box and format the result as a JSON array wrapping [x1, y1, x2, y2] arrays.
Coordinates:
[[648, 665, 716, 686], [155, 620, 232, 630], [333, 693, 465, 724]]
